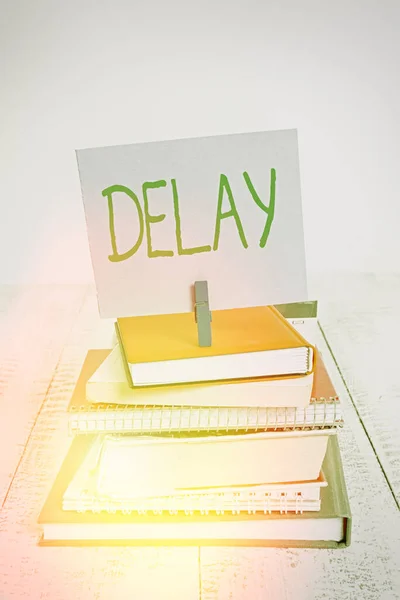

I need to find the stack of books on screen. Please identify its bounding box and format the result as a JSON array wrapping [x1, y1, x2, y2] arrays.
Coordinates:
[[39, 301, 351, 547], [38, 129, 351, 547]]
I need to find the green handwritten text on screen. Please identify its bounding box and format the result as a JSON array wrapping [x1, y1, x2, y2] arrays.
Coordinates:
[[243, 168, 276, 248], [102, 184, 144, 262], [172, 178, 212, 256], [102, 170, 276, 262], [213, 174, 248, 251], [142, 180, 174, 258]]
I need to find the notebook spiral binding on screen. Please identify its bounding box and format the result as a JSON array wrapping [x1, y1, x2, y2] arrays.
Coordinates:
[[71, 489, 312, 516], [69, 398, 343, 435]]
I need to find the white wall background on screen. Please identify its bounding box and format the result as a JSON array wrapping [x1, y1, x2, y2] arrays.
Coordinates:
[[1, 0, 399, 283]]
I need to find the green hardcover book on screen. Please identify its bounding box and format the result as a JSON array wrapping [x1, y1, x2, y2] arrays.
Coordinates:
[[38, 434, 351, 547], [274, 300, 318, 319], [275, 300, 318, 345]]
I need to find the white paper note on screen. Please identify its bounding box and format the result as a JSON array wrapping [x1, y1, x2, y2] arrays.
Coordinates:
[[77, 129, 308, 317]]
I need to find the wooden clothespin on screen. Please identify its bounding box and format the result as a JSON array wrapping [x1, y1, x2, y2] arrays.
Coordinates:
[[194, 280, 212, 347]]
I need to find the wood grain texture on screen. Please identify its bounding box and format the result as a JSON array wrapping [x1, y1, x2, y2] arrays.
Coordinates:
[[0, 281, 399, 600], [0, 285, 88, 506], [0, 287, 199, 600], [311, 272, 400, 507]]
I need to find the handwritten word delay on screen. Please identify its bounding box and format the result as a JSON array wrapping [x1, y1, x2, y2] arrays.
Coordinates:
[[102, 169, 276, 262]]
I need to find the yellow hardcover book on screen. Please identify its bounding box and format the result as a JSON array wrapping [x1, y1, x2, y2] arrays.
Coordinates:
[[117, 305, 314, 387]]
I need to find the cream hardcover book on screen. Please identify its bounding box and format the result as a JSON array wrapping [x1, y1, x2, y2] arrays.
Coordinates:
[[87, 344, 314, 408]]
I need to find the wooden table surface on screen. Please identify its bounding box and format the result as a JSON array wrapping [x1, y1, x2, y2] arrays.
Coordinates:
[[0, 275, 399, 600]]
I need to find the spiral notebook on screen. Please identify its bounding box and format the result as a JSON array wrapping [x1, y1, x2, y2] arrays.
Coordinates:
[[68, 350, 341, 435], [38, 435, 351, 547]]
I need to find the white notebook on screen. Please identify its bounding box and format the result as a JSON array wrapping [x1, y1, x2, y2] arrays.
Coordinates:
[[64, 436, 327, 514], [71, 430, 335, 500]]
